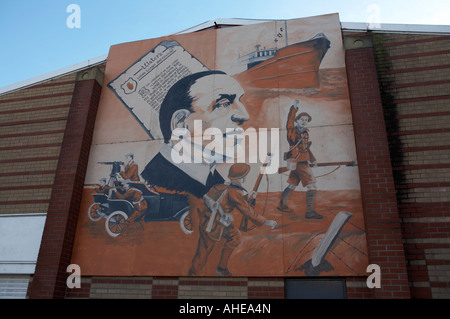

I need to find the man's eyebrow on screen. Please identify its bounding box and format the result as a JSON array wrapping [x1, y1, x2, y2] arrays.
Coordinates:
[[215, 94, 236, 104]]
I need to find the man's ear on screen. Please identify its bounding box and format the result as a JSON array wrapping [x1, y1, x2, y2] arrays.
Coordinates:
[[170, 109, 191, 132]]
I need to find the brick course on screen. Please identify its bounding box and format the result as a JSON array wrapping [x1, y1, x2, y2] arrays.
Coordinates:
[[65, 276, 285, 299]]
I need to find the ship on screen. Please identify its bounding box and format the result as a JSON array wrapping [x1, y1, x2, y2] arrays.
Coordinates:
[[235, 33, 330, 89]]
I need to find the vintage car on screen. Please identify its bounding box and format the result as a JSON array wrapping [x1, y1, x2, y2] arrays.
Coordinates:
[[88, 183, 192, 237], [88, 162, 192, 237]]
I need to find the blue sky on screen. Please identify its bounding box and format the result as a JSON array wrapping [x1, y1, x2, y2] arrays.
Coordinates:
[[1, 0, 449, 89]]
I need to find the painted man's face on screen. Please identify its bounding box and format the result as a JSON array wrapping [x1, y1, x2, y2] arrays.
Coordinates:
[[186, 74, 249, 133], [296, 115, 310, 129], [183, 74, 249, 158]]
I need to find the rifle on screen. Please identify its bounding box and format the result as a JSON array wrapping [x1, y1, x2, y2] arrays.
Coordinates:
[[204, 189, 229, 233], [278, 161, 357, 174], [239, 153, 272, 232]]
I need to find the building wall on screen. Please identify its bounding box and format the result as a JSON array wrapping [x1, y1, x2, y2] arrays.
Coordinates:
[[70, 15, 368, 281], [66, 29, 415, 299], [27, 67, 104, 298], [344, 33, 410, 299], [0, 24, 449, 299], [65, 276, 285, 299], [0, 73, 76, 215], [371, 32, 450, 299], [0, 66, 105, 298], [0, 73, 78, 282]]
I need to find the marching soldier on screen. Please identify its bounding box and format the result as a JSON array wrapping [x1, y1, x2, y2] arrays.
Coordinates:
[[188, 163, 277, 276], [278, 100, 323, 219]]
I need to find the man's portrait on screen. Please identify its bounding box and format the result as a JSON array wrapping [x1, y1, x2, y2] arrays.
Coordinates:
[[141, 70, 250, 199]]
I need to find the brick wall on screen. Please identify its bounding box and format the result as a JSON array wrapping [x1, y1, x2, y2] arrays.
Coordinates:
[[0, 74, 76, 215], [26, 67, 104, 298], [371, 33, 450, 298], [65, 276, 284, 299], [344, 33, 411, 299]]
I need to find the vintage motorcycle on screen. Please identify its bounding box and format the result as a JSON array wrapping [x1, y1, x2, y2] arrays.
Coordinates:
[[88, 161, 192, 237]]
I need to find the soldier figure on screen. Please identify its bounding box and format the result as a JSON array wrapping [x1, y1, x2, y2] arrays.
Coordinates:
[[278, 100, 323, 219], [94, 177, 110, 195], [112, 179, 147, 232], [188, 163, 277, 276], [119, 153, 140, 182]]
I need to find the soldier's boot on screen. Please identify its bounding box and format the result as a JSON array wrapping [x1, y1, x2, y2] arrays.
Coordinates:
[[305, 189, 323, 219], [188, 268, 197, 276], [216, 247, 233, 276], [277, 187, 294, 213]]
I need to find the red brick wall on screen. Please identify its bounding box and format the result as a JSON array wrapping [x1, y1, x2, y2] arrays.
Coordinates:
[[65, 276, 284, 299], [344, 36, 411, 299], [345, 277, 373, 299], [372, 33, 450, 298], [27, 68, 103, 299], [0, 75, 76, 215]]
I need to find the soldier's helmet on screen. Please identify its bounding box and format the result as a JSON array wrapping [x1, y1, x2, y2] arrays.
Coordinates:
[[228, 163, 250, 180], [295, 112, 312, 122]]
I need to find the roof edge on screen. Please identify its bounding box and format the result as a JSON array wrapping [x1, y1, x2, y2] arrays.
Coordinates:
[[0, 54, 108, 96], [171, 18, 274, 34], [341, 21, 450, 34]]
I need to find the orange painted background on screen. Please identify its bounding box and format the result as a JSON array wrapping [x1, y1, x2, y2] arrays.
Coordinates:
[[71, 14, 369, 277]]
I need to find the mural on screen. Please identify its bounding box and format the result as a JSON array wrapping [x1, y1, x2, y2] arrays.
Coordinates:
[[71, 14, 369, 277]]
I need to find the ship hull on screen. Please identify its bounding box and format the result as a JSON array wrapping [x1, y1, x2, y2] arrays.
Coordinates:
[[235, 34, 330, 89]]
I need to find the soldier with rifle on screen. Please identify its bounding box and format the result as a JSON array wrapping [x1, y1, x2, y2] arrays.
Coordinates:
[[118, 153, 140, 182], [188, 162, 277, 277]]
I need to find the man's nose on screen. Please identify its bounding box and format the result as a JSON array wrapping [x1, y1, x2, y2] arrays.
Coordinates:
[[231, 101, 249, 125]]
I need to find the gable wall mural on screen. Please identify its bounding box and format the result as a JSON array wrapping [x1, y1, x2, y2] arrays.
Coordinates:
[[71, 13, 369, 277]]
